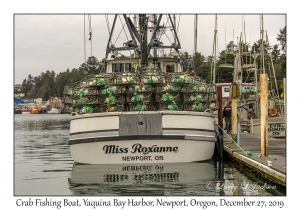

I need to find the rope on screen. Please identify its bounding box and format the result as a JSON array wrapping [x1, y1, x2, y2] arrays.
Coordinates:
[[105, 15, 111, 36], [119, 15, 129, 41], [214, 120, 261, 157]]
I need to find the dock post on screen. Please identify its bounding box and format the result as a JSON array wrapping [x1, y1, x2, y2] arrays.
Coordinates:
[[217, 134, 224, 160], [231, 83, 238, 142], [283, 78, 286, 137], [217, 86, 223, 136], [250, 118, 253, 134], [237, 122, 240, 145], [260, 74, 268, 156]]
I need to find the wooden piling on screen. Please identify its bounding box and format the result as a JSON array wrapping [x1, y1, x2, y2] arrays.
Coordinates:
[[260, 74, 268, 156], [283, 78, 286, 137], [217, 86, 223, 136], [231, 83, 238, 142]]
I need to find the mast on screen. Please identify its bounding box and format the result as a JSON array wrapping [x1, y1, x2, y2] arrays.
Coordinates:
[[104, 14, 182, 71], [194, 14, 198, 54], [213, 14, 217, 85], [139, 14, 148, 68], [173, 14, 176, 47], [260, 15, 265, 74]]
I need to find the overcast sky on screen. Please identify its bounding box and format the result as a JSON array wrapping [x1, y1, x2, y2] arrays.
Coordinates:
[[14, 14, 286, 84]]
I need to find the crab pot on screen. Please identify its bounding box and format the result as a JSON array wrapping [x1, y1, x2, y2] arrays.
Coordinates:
[[84, 96, 99, 105], [183, 102, 208, 112], [170, 73, 194, 84], [99, 85, 123, 95], [86, 77, 98, 87], [127, 102, 155, 111], [100, 93, 125, 104], [64, 96, 73, 104], [84, 87, 98, 96], [182, 83, 210, 93], [155, 92, 182, 103], [155, 83, 182, 93], [143, 74, 164, 84], [157, 101, 183, 111], [127, 84, 155, 93], [103, 103, 124, 112], [95, 75, 111, 86], [126, 92, 153, 103], [208, 102, 219, 110], [207, 93, 218, 101], [113, 73, 138, 85], [64, 86, 75, 95], [204, 85, 215, 93], [183, 93, 208, 103]]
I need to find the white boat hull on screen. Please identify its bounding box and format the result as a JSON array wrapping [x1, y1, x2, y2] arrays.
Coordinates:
[[69, 111, 216, 164]]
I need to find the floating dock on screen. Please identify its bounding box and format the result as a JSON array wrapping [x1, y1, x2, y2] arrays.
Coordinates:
[[223, 132, 286, 186]]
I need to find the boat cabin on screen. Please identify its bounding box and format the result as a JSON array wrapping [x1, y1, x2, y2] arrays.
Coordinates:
[[106, 57, 182, 73]]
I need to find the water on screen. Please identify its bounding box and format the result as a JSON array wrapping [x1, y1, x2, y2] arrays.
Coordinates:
[[14, 114, 286, 196]]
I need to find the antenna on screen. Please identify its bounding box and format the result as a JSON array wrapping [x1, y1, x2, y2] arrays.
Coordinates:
[[84, 14, 86, 62], [225, 21, 226, 64], [244, 17, 246, 44]]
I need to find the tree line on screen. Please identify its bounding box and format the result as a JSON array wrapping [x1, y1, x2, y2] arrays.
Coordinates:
[[19, 26, 286, 100]]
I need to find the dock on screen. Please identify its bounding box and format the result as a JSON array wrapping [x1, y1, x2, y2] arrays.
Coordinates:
[[222, 132, 286, 186]]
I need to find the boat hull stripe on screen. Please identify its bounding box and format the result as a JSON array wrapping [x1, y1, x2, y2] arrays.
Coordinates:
[[69, 128, 215, 136], [70, 128, 215, 136], [163, 128, 214, 132], [68, 135, 216, 145], [70, 129, 119, 136]]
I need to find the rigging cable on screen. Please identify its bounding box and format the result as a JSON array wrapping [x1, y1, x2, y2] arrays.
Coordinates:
[[105, 15, 111, 49], [113, 15, 127, 47], [105, 15, 111, 36], [176, 15, 181, 48]]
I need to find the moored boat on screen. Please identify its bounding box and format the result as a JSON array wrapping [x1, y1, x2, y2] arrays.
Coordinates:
[[21, 105, 30, 114], [63, 14, 219, 164], [31, 106, 41, 114], [47, 107, 62, 114]]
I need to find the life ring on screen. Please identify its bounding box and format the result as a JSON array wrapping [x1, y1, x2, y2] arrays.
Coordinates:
[[269, 107, 278, 117]]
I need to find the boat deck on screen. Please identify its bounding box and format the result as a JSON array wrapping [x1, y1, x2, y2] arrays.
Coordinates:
[[223, 132, 286, 186]]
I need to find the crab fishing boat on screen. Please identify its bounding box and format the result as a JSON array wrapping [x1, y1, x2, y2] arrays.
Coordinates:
[[63, 14, 219, 164]]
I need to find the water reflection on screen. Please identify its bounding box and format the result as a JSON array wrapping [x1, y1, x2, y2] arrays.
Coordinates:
[[14, 114, 73, 196], [14, 114, 70, 131], [68, 162, 216, 196]]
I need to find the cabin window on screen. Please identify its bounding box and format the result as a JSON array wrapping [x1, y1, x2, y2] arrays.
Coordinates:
[[150, 62, 161, 71], [113, 63, 124, 72], [113, 63, 137, 72], [224, 87, 230, 92], [166, 64, 175, 72], [125, 63, 137, 72]]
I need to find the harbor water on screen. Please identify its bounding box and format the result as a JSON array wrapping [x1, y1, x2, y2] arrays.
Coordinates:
[[14, 114, 286, 196]]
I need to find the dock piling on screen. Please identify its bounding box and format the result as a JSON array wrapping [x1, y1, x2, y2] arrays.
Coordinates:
[[260, 74, 268, 156]]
